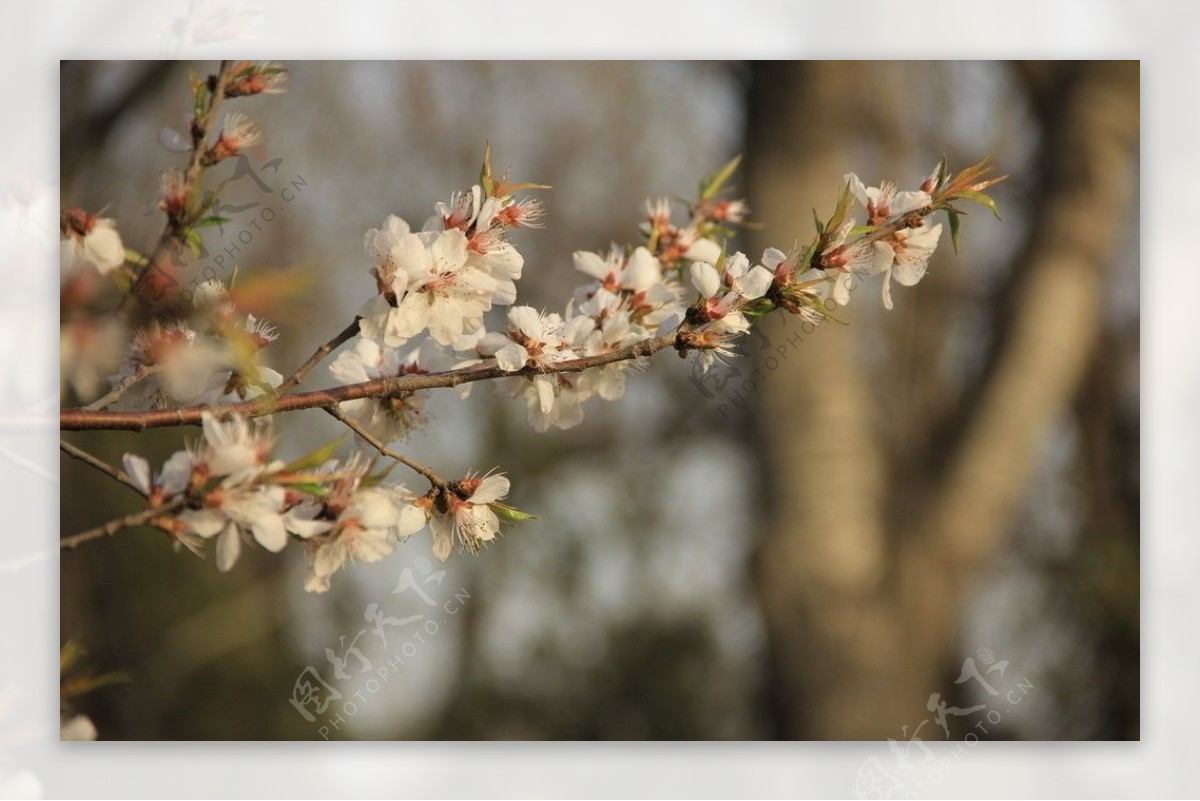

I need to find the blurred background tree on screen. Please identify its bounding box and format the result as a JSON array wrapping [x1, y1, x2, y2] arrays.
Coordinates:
[[59, 60, 1138, 740]]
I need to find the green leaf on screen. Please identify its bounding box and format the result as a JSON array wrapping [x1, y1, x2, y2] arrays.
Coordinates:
[[194, 215, 232, 229], [957, 189, 1001, 219], [811, 208, 825, 237], [62, 670, 132, 699], [60, 639, 85, 674], [743, 298, 775, 319], [109, 267, 133, 293], [935, 155, 948, 190], [193, 76, 211, 120], [699, 155, 742, 201], [283, 482, 331, 498], [826, 180, 854, 234], [479, 142, 495, 197], [490, 502, 538, 523], [183, 229, 205, 258], [124, 248, 149, 268], [361, 461, 399, 488], [800, 235, 820, 269], [284, 434, 348, 472], [946, 208, 961, 253]]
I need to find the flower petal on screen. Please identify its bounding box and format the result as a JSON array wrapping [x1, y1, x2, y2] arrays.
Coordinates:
[[431, 514, 453, 561], [429, 229, 468, 273], [622, 247, 661, 290], [534, 375, 555, 415], [494, 342, 529, 372], [470, 474, 510, 505], [737, 265, 774, 300], [396, 503, 428, 538], [507, 306, 543, 341], [251, 513, 288, 553], [689, 262, 720, 299], [122, 453, 152, 496], [881, 268, 895, 311], [684, 237, 722, 264], [159, 451, 193, 496], [573, 250, 609, 280], [215, 523, 242, 572]]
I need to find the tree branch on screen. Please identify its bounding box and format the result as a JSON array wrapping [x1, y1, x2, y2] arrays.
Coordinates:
[[60, 332, 680, 432], [60, 440, 146, 496], [168, 60, 235, 244], [276, 318, 360, 393], [60, 496, 188, 550], [326, 405, 447, 489], [920, 61, 1139, 569], [84, 365, 159, 411]]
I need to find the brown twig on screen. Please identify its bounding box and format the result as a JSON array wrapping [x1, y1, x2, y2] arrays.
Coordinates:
[[60, 495, 188, 550], [84, 365, 160, 411], [124, 61, 238, 312], [326, 405, 447, 489], [60, 440, 146, 496], [276, 318, 361, 393], [167, 60, 235, 243], [61, 332, 679, 432]]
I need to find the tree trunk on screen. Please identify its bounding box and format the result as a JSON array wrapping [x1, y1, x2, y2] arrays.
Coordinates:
[[747, 61, 1138, 739]]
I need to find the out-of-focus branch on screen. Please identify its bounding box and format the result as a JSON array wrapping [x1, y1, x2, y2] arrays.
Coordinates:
[[84, 365, 159, 411], [165, 60, 235, 245], [920, 61, 1139, 569], [126, 61, 236, 310], [61, 62, 176, 186]]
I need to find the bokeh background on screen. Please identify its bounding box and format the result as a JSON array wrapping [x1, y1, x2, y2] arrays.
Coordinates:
[[58, 61, 1139, 741]]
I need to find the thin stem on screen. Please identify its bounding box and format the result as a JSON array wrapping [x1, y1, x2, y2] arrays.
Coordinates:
[[60, 332, 680, 432], [169, 60, 235, 243], [276, 318, 361, 393], [84, 365, 159, 411], [60, 495, 187, 550], [125, 61, 238, 312], [326, 405, 447, 489], [60, 440, 146, 496]]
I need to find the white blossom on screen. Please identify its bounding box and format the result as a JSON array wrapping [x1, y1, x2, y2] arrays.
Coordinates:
[[360, 216, 503, 347], [573, 246, 683, 329], [60, 211, 125, 276], [872, 222, 943, 310], [302, 486, 424, 593], [478, 306, 578, 373], [845, 173, 931, 225], [122, 451, 192, 499], [197, 411, 275, 479], [60, 714, 98, 741], [286, 460, 427, 592], [689, 254, 772, 336], [329, 336, 451, 444], [178, 483, 288, 572], [430, 472, 510, 561]]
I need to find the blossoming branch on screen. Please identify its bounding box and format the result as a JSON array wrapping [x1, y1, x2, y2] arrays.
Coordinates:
[[59, 60, 1005, 593]]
